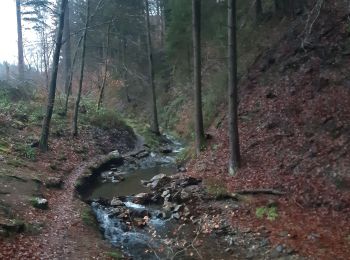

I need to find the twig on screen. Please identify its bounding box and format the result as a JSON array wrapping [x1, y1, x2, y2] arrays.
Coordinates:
[[234, 189, 286, 196]]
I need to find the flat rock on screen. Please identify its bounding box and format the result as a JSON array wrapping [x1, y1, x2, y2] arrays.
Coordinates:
[[111, 198, 124, 207]]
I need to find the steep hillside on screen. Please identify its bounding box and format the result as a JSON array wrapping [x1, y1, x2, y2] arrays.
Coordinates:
[[188, 4, 350, 259]]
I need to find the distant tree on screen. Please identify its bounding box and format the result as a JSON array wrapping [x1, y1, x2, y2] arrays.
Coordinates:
[[97, 22, 111, 110], [63, 1, 72, 95], [16, 0, 25, 79], [72, 0, 90, 137], [256, 0, 263, 22], [62, 35, 83, 116], [145, 0, 160, 135], [39, 0, 68, 152], [192, 0, 205, 155], [227, 0, 241, 175]]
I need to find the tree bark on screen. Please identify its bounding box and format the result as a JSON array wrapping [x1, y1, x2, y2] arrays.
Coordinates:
[[63, 1, 72, 95], [16, 0, 25, 79], [72, 0, 90, 137], [192, 0, 205, 156], [97, 23, 111, 110], [228, 0, 241, 175], [256, 0, 263, 23], [145, 0, 160, 135], [39, 0, 68, 152]]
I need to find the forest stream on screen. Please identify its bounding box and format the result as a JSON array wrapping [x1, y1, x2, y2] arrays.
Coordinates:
[[79, 136, 233, 260]]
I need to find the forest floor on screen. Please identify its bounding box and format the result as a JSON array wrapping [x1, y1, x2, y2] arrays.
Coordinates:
[[0, 103, 136, 259], [187, 7, 350, 260]]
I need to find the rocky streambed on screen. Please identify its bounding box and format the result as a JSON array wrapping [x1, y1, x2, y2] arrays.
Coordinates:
[[75, 138, 302, 260]]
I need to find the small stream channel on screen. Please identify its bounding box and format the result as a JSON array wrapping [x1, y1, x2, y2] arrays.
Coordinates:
[[81, 136, 232, 259]]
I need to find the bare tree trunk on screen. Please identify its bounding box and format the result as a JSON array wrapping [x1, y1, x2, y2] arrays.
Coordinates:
[[256, 0, 263, 22], [228, 0, 241, 175], [39, 0, 68, 152], [62, 35, 83, 116], [63, 1, 72, 95], [145, 0, 160, 135], [16, 0, 25, 79], [192, 0, 205, 156], [97, 23, 111, 110], [72, 0, 90, 137], [5, 62, 10, 81]]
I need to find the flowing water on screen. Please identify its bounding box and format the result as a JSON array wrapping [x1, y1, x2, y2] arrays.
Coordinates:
[[85, 137, 232, 259]]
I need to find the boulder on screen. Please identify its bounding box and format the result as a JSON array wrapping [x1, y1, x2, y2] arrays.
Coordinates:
[[132, 193, 152, 205], [180, 177, 201, 187], [148, 176, 171, 190]]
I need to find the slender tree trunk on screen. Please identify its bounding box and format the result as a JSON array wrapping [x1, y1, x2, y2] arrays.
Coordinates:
[[63, 1, 72, 95], [72, 0, 90, 137], [192, 0, 205, 156], [39, 0, 68, 152], [256, 0, 263, 22], [145, 0, 160, 135], [97, 23, 111, 110], [228, 0, 241, 175], [63, 35, 83, 116], [16, 0, 25, 79], [5, 63, 10, 81]]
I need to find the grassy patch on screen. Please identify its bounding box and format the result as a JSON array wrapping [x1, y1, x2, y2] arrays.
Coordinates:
[[204, 179, 230, 199], [81, 208, 97, 227], [106, 251, 123, 259], [256, 206, 278, 221]]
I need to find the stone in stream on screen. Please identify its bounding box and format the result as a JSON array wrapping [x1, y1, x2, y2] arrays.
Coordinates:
[[159, 146, 173, 154], [110, 198, 124, 207], [141, 173, 172, 190], [132, 193, 151, 205]]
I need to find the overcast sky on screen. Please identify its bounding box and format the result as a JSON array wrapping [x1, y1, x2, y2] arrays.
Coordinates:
[[0, 0, 18, 64]]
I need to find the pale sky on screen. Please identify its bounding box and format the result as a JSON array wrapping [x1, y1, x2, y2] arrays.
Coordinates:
[[0, 0, 18, 64]]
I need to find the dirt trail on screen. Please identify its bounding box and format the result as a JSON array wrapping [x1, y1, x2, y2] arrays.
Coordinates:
[[37, 163, 109, 259]]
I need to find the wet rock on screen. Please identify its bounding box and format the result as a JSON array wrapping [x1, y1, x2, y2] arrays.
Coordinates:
[[177, 166, 187, 173], [108, 207, 124, 217], [132, 193, 151, 205], [45, 177, 63, 189], [172, 213, 180, 220], [180, 177, 201, 187], [146, 175, 172, 190], [101, 171, 125, 183], [163, 201, 175, 212], [129, 208, 150, 219], [31, 197, 48, 210], [109, 150, 121, 157], [180, 190, 190, 202], [133, 150, 150, 159], [111, 198, 124, 207], [159, 146, 172, 154], [133, 218, 147, 228], [161, 190, 170, 198], [155, 210, 167, 219], [173, 204, 184, 212]]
